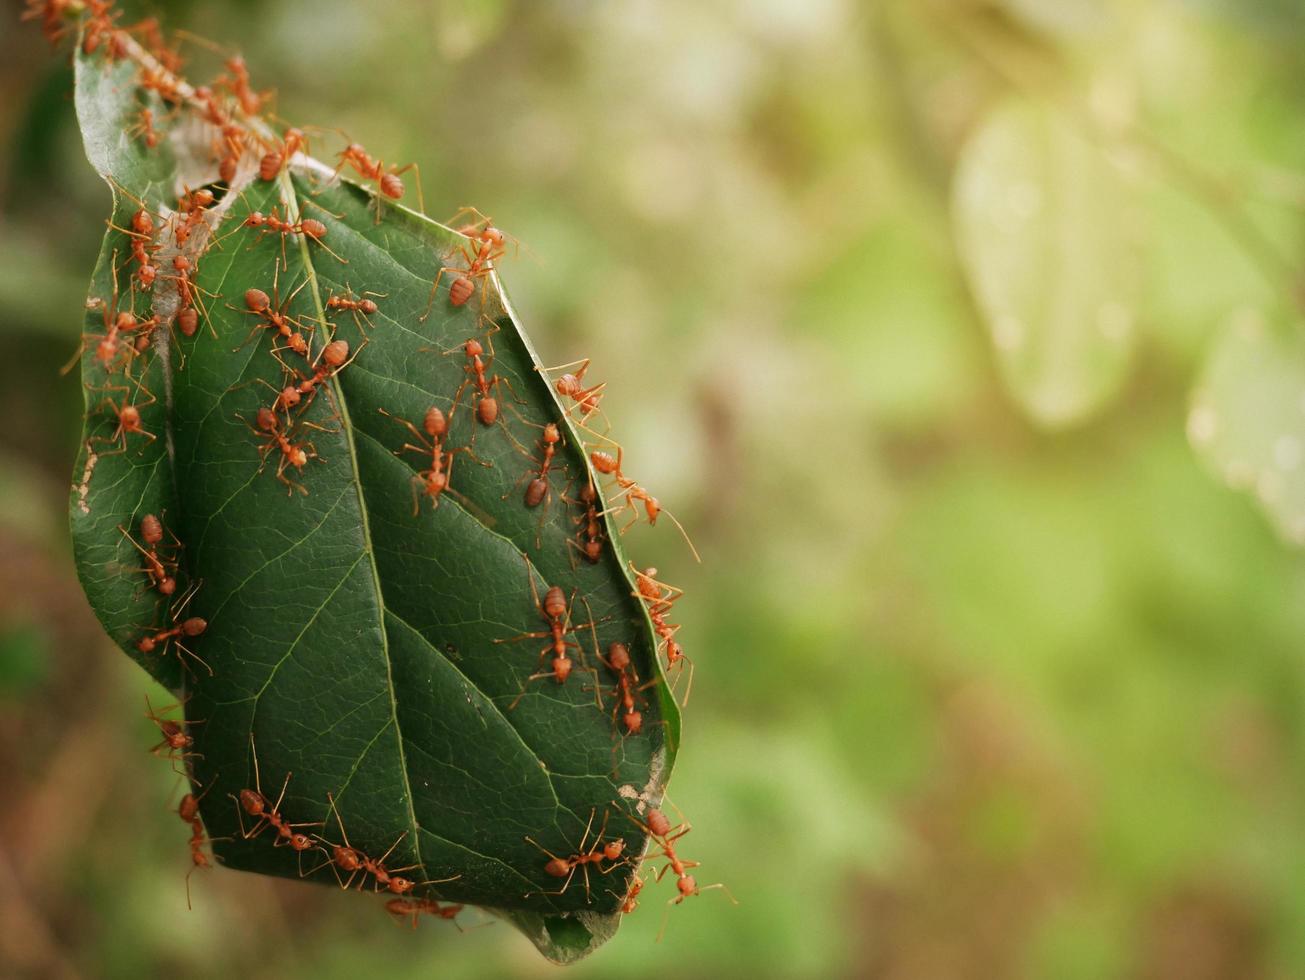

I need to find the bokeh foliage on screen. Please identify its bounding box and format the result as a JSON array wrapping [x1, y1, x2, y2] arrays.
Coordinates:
[[4, 0, 1305, 976]]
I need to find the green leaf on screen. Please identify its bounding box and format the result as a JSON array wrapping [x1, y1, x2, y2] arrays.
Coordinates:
[[953, 96, 1140, 428], [1188, 308, 1305, 548], [67, 37, 678, 962]]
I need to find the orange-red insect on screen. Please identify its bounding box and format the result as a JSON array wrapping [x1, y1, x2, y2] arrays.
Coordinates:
[[145, 695, 203, 770], [127, 106, 160, 150], [139, 64, 185, 105], [633, 810, 736, 938], [596, 640, 654, 737], [590, 444, 701, 562], [385, 897, 465, 930], [510, 422, 562, 510], [566, 479, 605, 565], [420, 223, 505, 318], [22, 0, 79, 47], [631, 564, 693, 700], [233, 207, 344, 268], [82, 0, 125, 59], [231, 271, 312, 358], [173, 186, 215, 248], [118, 512, 179, 596], [190, 84, 231, 129], [233, 736, 320, 857], [378, 405, 482, 513], [237, 405, 323, 496], [525, 809, 626, 901], [87, 379, 157, 456], [545, 358, 605, 419], [331, 142, 420, 221], [495, 568, 598, 706], [258, 127, 307, 182], [129, 16, 184, 74], [217, 54, 271, 116], [279, 337, 358, 412], [326, 286, 384, 334], [136, 581, 210, 675], [311, 793, 455, 896], [443, 332, 519, 428]]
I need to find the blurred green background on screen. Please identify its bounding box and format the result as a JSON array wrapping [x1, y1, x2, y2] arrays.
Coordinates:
[[4, 0, 1305, 977]]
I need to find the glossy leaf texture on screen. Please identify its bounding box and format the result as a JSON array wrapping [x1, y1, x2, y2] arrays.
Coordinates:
[[67, 41, 678, 963], [953, 96, 1140, 428], [1188, 308, 1305, 549]]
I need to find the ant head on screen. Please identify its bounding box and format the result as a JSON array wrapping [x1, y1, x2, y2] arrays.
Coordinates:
[[290, 833, 314, 852], [345, 142, 365, 156], [116, 311, 137, 330], [464, 338, 483, 357], [624, 711, 643, 735], [279, 386, 302, 409], [244, 211, 266, 228], [255, 407, 278, 432], [579, 482, 598, 505], [389, 876, 415, 895], [120, 404, 142, 427], [677, 875, 697, 897], [138, 265, 157, 287], [483, 226, 505, 247], [137, 636, 155, 653], [427, 472, 447, 494], [542, 423, 560, 444], [173, 255, 191, 272], [583, 540, 602, 563], [665, 640, 683, 663], [193, 85, 212, 100], [603, 840, 624, 861], [95, 339, 116, 364], [131, 209, 153, 234], [289, 447, 309, 469], [643, 496, 661, 522], [159, 576, 177, 596]]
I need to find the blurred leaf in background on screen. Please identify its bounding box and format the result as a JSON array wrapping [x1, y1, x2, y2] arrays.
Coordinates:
[[5, 0, 1305, 977]]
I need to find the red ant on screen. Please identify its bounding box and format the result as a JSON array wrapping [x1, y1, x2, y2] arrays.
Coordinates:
[[118, 512, 179, 596], [217, 54, 271, 116], [278, 336, 361, 412], [215, 122, 250, 184], [378, 405, 485, 514], [441, 331, 520, 428], [128, 106, 160, 150], [139, 64, 185, 105], [331, 142, 421, 222], [632, 564, 693, 701], [82, 0, 125, 59], [130, 17, 184, 74], [190, 84, 231, 129], [386, 897, 465, 930], [595, 640, 655, 737], [311, 793, 456, 896], [161, 254, 216, 338], [237, 405, 325, 496], [495, 565, 599, 707], [114, 207, 160, 289], [509, 422, 563, 510], [233, 735, 321, 860], [79, 280, 142, 374], [326, 286, 385, 333], [524, 809, 626, 901], [542, 358, 605, 419], [231, 270, 313, 358], [145, 694, 203, 771], [589, 443, 701, 562], [87, 378, 156, 456], [632, 809, 736, 938], [181, 780, 221, 910], [565, 479, 605, 565], [617, 873, 646, 915], [258, 127, 307, 182], [420, 222, 506, 318], [230, 206, 345, 268], [136, 581, 210, 675], [173, 186, 216, 248], [22, 0, 79, 47]]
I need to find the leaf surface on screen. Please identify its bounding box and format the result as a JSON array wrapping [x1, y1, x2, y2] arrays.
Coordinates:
[[68, 40, 677, 961]]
